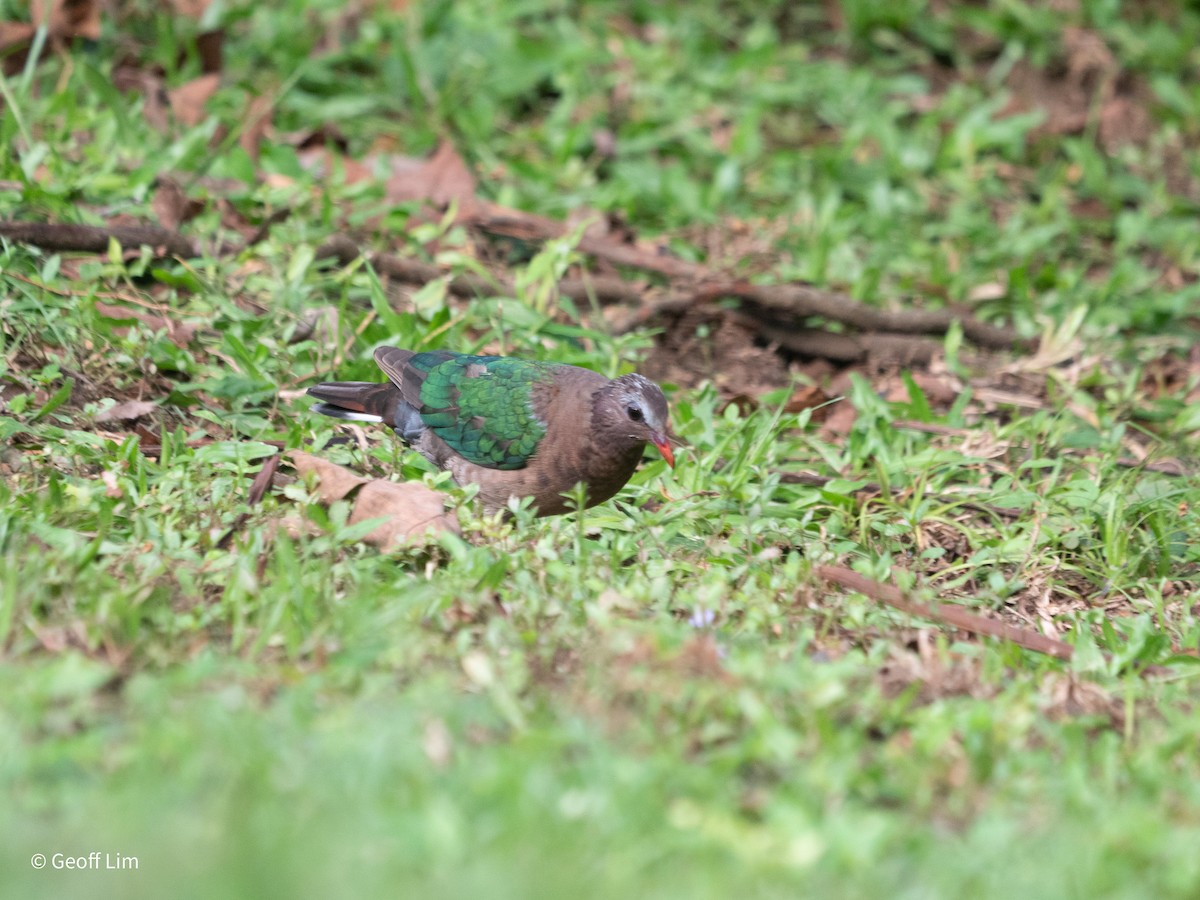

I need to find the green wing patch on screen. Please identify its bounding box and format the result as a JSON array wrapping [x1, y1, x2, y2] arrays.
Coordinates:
[[414, 353, 556, 469]]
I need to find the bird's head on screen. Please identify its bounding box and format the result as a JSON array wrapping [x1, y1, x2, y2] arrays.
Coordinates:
[[600, 373, 675, 467]]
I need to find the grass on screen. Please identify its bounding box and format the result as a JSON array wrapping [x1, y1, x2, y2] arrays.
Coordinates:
[[3, 0, 1200, 897]]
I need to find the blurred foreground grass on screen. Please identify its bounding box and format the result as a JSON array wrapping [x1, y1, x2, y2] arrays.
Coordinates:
[[3, 1, 1200, 897]]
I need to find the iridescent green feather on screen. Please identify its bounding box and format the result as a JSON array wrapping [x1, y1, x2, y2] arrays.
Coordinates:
[[412, 353, 558, 469]]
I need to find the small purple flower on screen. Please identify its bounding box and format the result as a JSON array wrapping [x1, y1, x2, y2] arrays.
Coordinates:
[[688, 607, 716, 629]]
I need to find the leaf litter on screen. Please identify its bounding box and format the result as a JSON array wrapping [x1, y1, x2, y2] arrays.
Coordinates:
[[0, 2, 1196, 705]]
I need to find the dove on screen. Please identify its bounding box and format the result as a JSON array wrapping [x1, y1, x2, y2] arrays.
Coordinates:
[[307, 347, 674, 516]]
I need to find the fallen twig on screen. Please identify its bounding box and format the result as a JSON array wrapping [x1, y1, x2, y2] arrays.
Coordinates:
[[757, 325, 947, 365], [314, 234, 643, 305], [817, 564, 1169, 676], [216, 452, 282, 550], [465, 203, 699, 279], [464, 201, 1026, 352], [3, 205, 1026, 361], [724, 280, 1022, 350], [5, 271, 173, 310], [1117, 457, 1189, 476], [781, 471, 1022, 520], [0, 221, 201, 257], [892, 420, 1189, 477], [619, 301, 958, 364]]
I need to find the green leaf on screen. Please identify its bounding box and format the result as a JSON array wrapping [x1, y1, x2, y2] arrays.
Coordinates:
[[191, 441, 280, 465], [30, 379, 73, 422]]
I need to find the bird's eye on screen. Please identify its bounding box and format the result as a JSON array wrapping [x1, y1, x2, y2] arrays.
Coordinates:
[[626, 405, 644, 423]]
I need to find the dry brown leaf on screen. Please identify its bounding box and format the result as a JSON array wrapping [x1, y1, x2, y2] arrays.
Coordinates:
[[289, 306, 339, 345], [238, 92, 276, 160], [818, 396, 857, 439], [677, 634, 730, 680], [152, 177, 204, 231], [95, 399, 158, 423], [168, 73, 220, 127], [1043, 673, 1122, 727], [0, 22, 35, 73], [215, 198, 259, 239], [290, 451, 368, 501], [784, 384, 832, 419], [972, 386, 1048, 410], [273, 512, 323, 542], [168, 0, 212, 19], [0, 20, 34, 49], [385, 140, 478, 208], [297, 146, 375, 186], [32, 0, 100, 41], [94, 301, 196, 347], [0, 21, 34, 48], [907, 371, 960, 409], [113, 65, 171, 132], [247, 453, 281, 506], [196, 29, 223, 74], [289, 451, 459, 549], [33, 620, 90, 653], [350, 480, 460, 548], [719, 393, 758, 416], [1099, 95, 1152, 152], [1062, 26, 1116, 85], [286, 123, 350, 153], [163, 0, 224, 72], [101, 470, 123, 498], [967, 282, 1006, 303]]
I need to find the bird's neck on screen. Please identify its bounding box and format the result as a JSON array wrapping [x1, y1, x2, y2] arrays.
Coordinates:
[[579, 403, 646, 501]]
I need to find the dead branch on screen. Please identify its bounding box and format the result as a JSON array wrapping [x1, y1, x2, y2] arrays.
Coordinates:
[[818, 564, 1071, 661], [781, 472, 1022, 520], [3, 206, 1026, 360], [759, 325, 946, 365], [314, 235, 643, 305], [465, 201, 1026, 352], [0, 221, 200, 257], [723, 280, 1024, 350], [892, 420, 1190, 477], [617, 309, 953, 364], [466, 203, 699, 279], [817, 565, 1169, 675], [1116, 457, 1188, 476]]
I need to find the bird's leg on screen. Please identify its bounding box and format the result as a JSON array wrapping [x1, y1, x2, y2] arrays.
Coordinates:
[[562, 482, 591, 560]]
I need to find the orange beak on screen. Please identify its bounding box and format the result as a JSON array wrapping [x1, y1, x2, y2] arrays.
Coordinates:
[[651, 433, 675, 468]]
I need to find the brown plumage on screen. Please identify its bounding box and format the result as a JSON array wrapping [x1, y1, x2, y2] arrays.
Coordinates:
[[307, 346, 675, 516]]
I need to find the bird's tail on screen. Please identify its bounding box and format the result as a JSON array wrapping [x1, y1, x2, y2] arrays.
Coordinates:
[[307, 381, 402, 426]]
